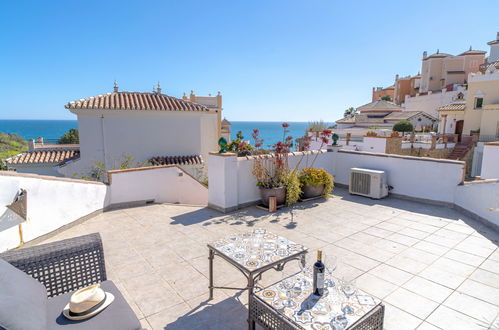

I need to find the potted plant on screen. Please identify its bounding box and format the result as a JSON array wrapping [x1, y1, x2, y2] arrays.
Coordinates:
[[299, 168, 334, 199], [366, 131, 377, 137], [390, 132, 400, 137], [251, 124, 294, 206]]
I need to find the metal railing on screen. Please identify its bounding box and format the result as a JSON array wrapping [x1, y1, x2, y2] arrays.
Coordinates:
[[478, 135, 499, 142]]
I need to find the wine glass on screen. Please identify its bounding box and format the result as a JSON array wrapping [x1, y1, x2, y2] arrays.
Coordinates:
[[298, 253, 312, 288], [280, 272, 296, 308], [340, 277, 357, 315], [324, 254, 337, 287]]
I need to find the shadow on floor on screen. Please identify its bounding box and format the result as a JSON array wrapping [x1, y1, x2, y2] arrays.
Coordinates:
[[164, 293, 248, 330]]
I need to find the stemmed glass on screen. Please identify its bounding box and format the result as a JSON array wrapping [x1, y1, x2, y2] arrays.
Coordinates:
[[298, 254, 312, 288], [324, 255, 337, 287], [280, 272, 296, 308], [340, 277, 357, 315]]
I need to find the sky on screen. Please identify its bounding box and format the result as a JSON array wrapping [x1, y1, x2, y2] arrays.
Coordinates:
[[0, 0, 498, 122]]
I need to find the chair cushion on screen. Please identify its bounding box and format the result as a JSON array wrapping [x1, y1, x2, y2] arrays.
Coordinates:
[[46, 280, 141, 330], [0, 259, 48, 330]]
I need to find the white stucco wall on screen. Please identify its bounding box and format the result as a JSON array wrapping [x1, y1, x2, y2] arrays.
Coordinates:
[[454, 181, 499, 226], [481, 144, 499, 179], [362, 137, 387, 153], [72, 111, 218, 177], [404, 89, 465, 118], [333, 150, 464, 203], [10, 165, 64, 177], [108, 166, 208, 206], [0, 172, 108, 252]]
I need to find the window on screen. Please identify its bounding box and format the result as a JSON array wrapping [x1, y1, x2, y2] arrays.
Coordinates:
[[474, 97, 483, 109]]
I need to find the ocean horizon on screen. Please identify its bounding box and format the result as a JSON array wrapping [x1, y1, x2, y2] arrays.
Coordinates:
[[0, 119, 334, 146]]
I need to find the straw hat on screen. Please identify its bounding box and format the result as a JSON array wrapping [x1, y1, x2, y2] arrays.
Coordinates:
[[63, 284, 114, 321]]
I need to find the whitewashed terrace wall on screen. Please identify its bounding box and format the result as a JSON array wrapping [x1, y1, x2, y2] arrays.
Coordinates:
[[108, 165, 208, 206], [333, 150, 464, 204], [0, 172, 108, 252], [208, 148, 465, 210], [481, 144, 499, 180], [454, 180, 499, 227], [0, 166, 208, 251]]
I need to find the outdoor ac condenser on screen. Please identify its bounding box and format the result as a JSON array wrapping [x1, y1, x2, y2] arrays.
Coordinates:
[[349, 168, 388, 199]]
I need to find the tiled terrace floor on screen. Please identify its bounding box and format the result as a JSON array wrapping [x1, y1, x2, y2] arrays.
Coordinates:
[[41, 188, 499, 330]]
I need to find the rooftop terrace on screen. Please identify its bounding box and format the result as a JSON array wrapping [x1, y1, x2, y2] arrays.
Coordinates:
[[38, 188, 499, 330]]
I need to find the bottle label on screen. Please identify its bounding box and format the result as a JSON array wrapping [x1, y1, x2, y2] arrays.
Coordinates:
[[317, 272, 324, 289]]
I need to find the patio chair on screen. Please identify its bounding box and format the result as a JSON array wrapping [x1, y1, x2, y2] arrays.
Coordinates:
[[0, 233, 142, 330]]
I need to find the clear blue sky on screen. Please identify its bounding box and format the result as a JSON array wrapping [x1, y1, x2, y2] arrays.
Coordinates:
[[0, 0, 498, 121]]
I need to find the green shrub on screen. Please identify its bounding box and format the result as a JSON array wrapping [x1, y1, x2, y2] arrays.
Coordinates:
[[299, 168, 334, 197], [393, 120, 414, 132], [58, 128, 79, 144]]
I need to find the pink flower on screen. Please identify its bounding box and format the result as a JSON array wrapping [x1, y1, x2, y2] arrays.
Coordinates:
[[282, 123, 289, 128], [322, 129, 332, 137], [321, 137, 329, 144]]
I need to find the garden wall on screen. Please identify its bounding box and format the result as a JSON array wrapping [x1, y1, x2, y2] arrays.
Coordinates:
[[108, 165, 207, 206], [0, 171, 108, 252]]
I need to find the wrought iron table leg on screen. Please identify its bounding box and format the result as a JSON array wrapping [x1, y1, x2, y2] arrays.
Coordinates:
[[247, 273, 255, 329], [209, 248, 214, 300]]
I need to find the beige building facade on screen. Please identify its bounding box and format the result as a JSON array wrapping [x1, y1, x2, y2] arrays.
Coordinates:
[[462, 63, 499, 138], [419, 49, 485, 93]]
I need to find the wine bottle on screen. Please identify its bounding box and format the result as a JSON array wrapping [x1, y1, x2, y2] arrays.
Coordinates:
[[313, 250, 325, 296]]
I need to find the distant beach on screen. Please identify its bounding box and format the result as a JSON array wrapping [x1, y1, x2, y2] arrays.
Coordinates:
[[0, 120, 333, 146]]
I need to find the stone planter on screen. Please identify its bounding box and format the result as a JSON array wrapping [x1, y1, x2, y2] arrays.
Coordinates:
[[259, 187, 286, 207], [301, 184, 325, 199]]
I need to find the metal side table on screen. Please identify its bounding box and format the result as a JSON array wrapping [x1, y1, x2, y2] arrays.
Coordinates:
[[207, 228, 307, 324]]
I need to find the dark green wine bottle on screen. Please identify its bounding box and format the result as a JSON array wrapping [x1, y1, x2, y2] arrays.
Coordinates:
[[313, 250, 325, 296]]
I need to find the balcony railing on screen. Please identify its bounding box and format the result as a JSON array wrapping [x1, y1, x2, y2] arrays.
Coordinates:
[[479, 135, 499, 142]]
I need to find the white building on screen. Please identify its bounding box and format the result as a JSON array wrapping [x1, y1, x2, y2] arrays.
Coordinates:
[[58, 84, 223, 178], [336, 100, 436, 131], [403, 85, 467, 118]]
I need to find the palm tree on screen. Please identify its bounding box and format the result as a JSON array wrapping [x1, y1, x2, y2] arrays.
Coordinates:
[[344, 107, 357, 117]]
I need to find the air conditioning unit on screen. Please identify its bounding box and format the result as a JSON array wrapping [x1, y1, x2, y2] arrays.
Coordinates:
[[349, 168, 388, 199]]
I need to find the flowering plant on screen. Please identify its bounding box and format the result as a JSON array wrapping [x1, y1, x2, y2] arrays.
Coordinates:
[[252, 123, 293, 189]]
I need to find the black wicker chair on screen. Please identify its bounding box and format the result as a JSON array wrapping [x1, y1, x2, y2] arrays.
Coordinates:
[[0, 233, 142, 330]]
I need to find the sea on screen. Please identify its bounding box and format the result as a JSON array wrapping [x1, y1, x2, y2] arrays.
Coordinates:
[[0, 120, 333, 146]]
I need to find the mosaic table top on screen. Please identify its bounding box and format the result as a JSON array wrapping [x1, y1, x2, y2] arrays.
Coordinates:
[[208, 228, 307, 272], [255, 273, 381, 330]]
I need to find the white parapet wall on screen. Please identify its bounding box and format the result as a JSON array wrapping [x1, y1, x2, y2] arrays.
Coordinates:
[[0, 171, 108, 252], [208, 150, 335, 212], [0, 165, 209, 251], [480, 142, 499, 180], [454, 180, 499, 227], [108, 165, 208, 206], [333, 150, 465, 204]]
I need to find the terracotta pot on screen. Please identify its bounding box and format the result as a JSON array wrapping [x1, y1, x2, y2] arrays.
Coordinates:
[[301, 184, 325, 199], [259, 186, 286, 207]]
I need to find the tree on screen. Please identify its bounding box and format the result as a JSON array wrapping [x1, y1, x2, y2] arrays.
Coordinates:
[[393, 120, 414, 132], [380, 95, 391, 101], [344, 107, 357, 117], [58, 128, 79, 144]]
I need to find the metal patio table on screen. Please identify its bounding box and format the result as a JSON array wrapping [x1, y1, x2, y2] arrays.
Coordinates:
[[207, 229, 307, 323], [250, 273, 384, 330]]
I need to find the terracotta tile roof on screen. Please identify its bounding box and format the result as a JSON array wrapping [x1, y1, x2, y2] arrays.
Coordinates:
[[65, 91, 211, 112], [384, 111, 437, 121], [438, 103, 466, 111], [5, 149, 80, 165], [336, 114, 385, 124], [357, 100, 403, 113], [149, 155, 203, 166]]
